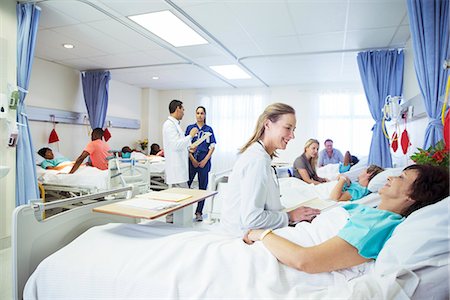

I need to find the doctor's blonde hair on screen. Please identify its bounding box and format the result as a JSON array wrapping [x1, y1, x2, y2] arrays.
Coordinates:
[[240, 103, 295, 155], [304, 138, 320, 172]]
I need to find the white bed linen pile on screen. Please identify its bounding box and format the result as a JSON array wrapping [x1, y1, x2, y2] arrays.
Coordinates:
[[36, 165, 109, 190], [24, 208, 373, 299]]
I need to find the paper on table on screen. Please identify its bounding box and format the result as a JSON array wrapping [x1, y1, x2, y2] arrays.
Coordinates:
[[191, 132, 212, 148], [136, 191, 192, 202], [118, 198, 178, 211], [283, 197, 337, 212]]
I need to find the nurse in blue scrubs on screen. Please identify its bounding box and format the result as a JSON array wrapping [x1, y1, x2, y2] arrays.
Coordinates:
[[185, 106, 216, 221]]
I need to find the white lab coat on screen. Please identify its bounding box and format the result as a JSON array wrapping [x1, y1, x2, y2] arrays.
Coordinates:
[[162, 116, 192, 185], [220, 142, 289, 236]]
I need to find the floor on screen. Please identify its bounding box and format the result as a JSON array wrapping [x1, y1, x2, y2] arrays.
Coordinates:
[[0, 247, 12, 300]]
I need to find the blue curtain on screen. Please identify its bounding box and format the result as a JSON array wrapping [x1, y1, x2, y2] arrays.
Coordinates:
[[81, 71, 111, 129], [16, 4, 41, 206], [357, 50, 404, 168], [407, 0, 449, 148]]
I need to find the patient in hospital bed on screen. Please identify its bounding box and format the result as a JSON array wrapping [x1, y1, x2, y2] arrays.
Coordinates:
[[37, 147, 71, 170], [244, 164, 448, 274], [329, 164, 384, 201]]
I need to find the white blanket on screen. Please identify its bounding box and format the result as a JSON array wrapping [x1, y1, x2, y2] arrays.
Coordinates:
[[24, 208, 373, 299], [36, 165, 109, 190], [279, 177, 381, 209], [317, 156, 368, 182]]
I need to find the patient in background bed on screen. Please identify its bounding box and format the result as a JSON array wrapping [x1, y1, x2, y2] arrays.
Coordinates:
[[37, 147, 70, 170], [329, 164, 384, 201], [244, 164, 449, 274], [150, 143, 164, 156]]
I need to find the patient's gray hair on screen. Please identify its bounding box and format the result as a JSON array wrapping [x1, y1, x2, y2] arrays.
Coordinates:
[[240, 103, 295, 155]]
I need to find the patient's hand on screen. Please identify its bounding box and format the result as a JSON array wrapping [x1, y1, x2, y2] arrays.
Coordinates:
[[243, 230, 255, 244], [288, 206, 320, 223]]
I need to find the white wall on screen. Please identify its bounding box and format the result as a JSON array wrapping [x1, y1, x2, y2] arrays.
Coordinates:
[[156, 82, 365, 171], [27, 58, 146, 159], [0, 0, 18, 249]]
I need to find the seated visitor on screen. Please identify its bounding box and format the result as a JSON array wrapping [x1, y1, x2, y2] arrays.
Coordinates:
[[318, 139, 344, 167], [330, 164, 384, 201], [69, 128, 111, 174], [244, 164, 449, 273], [293, 138, 328, 184], [37, 147, 70, 169]]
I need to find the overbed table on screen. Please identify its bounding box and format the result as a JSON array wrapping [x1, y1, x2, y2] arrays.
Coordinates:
[[93, 188, 217, 226]]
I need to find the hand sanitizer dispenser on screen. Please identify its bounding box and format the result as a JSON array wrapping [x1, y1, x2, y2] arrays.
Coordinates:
[[0, 93, 8, 119]]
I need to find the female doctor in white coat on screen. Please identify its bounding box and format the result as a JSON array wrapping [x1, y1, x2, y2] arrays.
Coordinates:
[[220, 103, 320, 236]]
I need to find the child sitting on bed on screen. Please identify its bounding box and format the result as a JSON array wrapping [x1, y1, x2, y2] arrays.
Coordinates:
[[330, 164, 384, 201], [37, 147, 70, 170]]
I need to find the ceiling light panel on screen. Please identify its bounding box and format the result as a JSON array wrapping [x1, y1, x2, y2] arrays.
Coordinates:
[[129, 10, 208, 47], [209, 65, 251, 80]]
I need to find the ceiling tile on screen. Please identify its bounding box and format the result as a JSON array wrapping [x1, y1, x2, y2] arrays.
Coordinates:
[[299, 32, 346, 52], [226, 2, 296, 38], [37, 3, 79, 29], [87, 19, 162, 51], [347, 1, 407, 30], [287, 1, 348, 35], [345, 27, 397, 49], [390, 25, 411, 47], [41, 0, 109, 23], [98, 0, 169, 17], [52, 24, 134, 54]]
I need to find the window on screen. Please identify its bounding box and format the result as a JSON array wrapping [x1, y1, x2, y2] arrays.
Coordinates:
[[200, 93, 266, 173], [317, 92, 373, 156]]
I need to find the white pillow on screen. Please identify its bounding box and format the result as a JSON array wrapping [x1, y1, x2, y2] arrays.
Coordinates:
[[374, 197, 449, 298], [367, 167, 403, 192]]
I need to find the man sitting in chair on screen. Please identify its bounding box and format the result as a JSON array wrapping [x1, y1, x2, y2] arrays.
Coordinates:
[[69, 128, 111, 174]]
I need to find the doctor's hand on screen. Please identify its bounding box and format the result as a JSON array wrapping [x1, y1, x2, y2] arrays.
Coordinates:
[[288, 206, 321, 223], [189, 127, 199, 138]]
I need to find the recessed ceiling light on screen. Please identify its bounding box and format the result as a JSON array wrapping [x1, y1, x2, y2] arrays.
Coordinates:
[[209, 65, 251, 79], [62, 43, 74, 49], [128, 10, 208, 47], [152, 76, 159, 80]]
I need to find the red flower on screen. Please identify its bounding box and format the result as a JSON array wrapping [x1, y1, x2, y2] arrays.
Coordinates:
[[432, 151, 445, 163]]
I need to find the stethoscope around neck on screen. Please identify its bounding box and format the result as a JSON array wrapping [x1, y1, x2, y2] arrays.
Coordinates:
[[257, 140, 281, 196]]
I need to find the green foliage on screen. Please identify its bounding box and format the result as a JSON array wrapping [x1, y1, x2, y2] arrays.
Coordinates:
[[410, 140, 449, 167]]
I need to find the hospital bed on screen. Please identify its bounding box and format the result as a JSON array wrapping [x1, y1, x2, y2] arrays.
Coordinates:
[[130, 152, 167, 190], [13, 185, 449, 299], [317, 155, 369, 182], [36, 158, 151, 202]]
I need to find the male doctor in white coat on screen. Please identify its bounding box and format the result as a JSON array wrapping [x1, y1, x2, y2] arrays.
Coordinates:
[[163, 99, 198, 187]]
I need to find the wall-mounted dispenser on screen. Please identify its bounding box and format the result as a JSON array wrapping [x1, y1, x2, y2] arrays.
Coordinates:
[[8, 122, 19, 147], [9, 90, 19, 109]]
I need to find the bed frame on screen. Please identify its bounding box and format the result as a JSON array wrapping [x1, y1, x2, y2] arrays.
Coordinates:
[[205, 169, 231, 223], [12, 187, 139, 300]]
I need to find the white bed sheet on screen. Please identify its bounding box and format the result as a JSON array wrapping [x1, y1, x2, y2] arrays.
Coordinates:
[[317, 156, 368, 182], [24, 207, 373, 299], [279, 177, 381, 210], [36, 165, 109, 190]]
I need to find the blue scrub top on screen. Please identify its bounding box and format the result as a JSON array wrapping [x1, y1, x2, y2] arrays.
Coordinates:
[[338, 204, 404, 259], [185, 124, 216, 159], [343, 182, 370, 201]]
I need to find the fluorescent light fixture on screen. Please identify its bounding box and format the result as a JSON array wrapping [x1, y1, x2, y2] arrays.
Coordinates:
[[209, 64, 251, 79], [62, 43, 74, 49], [129, 10, 208, 47], [152, 76, 159, 80]]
